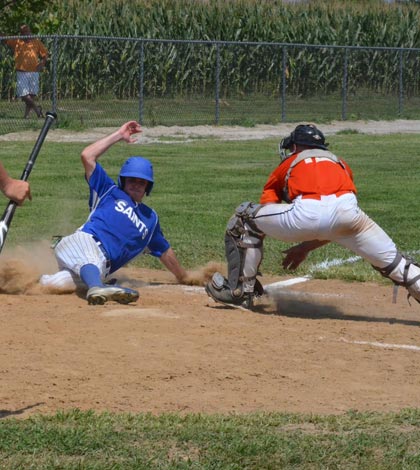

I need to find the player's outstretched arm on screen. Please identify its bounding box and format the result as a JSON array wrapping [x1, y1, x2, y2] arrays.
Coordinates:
[[159, 247, 190, 284], [81, 121, 142, 180]]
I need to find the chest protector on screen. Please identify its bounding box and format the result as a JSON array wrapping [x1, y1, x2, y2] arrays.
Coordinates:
[[282, 149, 348, 203]]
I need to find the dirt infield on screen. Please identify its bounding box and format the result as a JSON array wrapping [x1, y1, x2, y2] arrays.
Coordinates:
[[2, 248, 420, 419], [2, 121, 420, 419], [2, 118, 420, 144]]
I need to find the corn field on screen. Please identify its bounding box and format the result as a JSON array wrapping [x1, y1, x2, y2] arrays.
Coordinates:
[[1, 0, 420, 131], [48, 0, 420, 49]]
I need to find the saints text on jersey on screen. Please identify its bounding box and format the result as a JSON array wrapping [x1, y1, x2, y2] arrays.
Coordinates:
[[115, 200, 149, 239]]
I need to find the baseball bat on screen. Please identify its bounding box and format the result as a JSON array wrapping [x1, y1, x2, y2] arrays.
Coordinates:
[[0, 111, 57, 254]]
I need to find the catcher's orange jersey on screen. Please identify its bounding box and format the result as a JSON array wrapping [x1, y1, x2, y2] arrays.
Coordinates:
[[260, 152, 357, 204], [6, 38, 48, 72]]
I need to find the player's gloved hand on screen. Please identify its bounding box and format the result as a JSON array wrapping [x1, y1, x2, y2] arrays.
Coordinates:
[[282, 244, 310, 270], [282, 240, 330, 270]]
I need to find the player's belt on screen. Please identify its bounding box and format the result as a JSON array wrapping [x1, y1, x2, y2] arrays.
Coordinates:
[[300, 191, 353, 200], [92, 236, 111, 269]]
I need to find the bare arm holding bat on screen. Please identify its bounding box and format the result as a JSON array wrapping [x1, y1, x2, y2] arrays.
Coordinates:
[[0, 112, 56, 254], [0, 163, 31, 205]]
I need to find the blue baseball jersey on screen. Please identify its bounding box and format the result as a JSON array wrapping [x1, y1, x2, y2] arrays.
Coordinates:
[[81, 163, 170, 273]]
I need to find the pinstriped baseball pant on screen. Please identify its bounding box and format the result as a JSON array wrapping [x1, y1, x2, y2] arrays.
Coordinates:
[[39, 231, 110, 290]]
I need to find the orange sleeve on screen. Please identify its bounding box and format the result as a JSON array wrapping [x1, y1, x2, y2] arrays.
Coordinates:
[[259, 163, 288, 204], [341, 159, 354, 182]]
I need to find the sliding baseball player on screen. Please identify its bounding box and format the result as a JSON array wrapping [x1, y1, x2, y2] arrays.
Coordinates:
[[40, 121, 189, 305]]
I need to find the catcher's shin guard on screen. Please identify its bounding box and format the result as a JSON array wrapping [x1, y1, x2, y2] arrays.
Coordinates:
[[225, 201, 264, 295], [373, 252, 420, 304], [206, 202, 265, 308]]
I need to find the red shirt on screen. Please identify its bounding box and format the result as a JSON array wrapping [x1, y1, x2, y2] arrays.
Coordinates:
[[260, 150, 357, 204]]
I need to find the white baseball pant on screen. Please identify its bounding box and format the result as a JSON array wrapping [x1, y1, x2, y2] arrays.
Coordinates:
[[243, 193, 420, 299], [39, 231, 110, 290]]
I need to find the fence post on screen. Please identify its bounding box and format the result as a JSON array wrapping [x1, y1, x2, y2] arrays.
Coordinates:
[[138, 40, 144, 125], [51, 36, 58, 114], [215, 43, 220, 125], [398, 49, 403, 117], [341, 48, 348, 121], [281, 46, 288, 122]]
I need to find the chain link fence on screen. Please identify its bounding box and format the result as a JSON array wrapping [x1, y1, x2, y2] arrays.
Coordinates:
[[1, 34, 420, 134]]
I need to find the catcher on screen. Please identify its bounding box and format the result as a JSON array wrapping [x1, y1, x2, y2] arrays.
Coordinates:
[[40, 121, 190, 305], [205, 123, 420, 308]]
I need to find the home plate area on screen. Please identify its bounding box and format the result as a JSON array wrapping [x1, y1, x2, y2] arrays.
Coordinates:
[[2, 268, 420, 418]]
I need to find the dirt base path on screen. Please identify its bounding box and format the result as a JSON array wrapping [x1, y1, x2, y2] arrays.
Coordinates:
[[2, 121, 420, 419], [2, 263, 420, 419], [2, 119, 420, 144]]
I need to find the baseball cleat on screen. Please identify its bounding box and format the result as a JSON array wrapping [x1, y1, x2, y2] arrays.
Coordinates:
[[86, 285, 139, 305], [205, 272, 253, 308]]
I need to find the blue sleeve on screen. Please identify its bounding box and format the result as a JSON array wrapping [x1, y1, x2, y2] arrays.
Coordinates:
[[147, 222, 171, 257], [87, 163, 116, 211]]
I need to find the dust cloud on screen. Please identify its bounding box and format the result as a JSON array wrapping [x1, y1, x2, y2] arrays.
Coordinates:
[[0, 241, 57, 294], [0, 241, 224, 294], [183, 261, 225, 286]]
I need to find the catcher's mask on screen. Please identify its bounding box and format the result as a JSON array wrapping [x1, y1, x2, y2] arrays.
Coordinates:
[[118, 156, 154, 195], [279, 124, 328, 161]]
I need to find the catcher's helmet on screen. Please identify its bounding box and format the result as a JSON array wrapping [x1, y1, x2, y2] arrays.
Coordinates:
[[279, 124, 328, 160], [118, 156, 154, 195]]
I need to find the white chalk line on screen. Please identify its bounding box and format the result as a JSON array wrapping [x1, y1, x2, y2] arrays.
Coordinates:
[[264, 254, 361, 291], [338, 337, 420, 352], [145, 249, 420, 296], [143, 253, 364, 294], [146, 284, 205, 293], [264, 249, 420, 291], [308, 255, 361, 273], [264, 276, 312, 290]]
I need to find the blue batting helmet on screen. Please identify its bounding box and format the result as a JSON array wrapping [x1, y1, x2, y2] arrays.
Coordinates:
[[118, 156, 154, 195]]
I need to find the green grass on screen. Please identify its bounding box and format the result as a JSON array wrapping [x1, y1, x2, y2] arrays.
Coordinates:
[[3, 92, 420, 135], [2, 131, 420, 466], [1, 408, 420, 469], [1, 131, 419, 282]]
